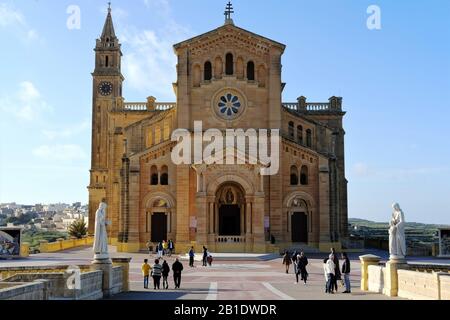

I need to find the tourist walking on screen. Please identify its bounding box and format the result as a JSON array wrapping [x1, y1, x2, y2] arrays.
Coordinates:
[[341, 252, 351, 293], [282, 251, 292, 274], [323, 258, 329, 293], [157, 242, 163, 258], [162, 260, 170, 289], [296, 252, 309, 284], [152, 259, 163, 290], [189, 246, 195, 267], [331, 248, 341, 292], [291, 250, 299, 274], [141, 259, 151, 289], [325, 254, 336, 294], [202, 246, 208, 267], [172, 258, 184, 289], [207, 252, 213, 266], [163, 240, 168, 256], [168, 239, 175, 256], [146, 241, 152, 256]]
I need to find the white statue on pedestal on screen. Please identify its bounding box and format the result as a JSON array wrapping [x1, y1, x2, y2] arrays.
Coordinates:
[[389, 203, 406, 260], [93, 200, 111, 261]]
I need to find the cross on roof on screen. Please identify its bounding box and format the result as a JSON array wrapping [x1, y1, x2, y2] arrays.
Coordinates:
[[224, 1, 234, 21], [108, 2, 111, 12]]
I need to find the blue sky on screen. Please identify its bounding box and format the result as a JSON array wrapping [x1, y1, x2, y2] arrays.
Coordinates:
[[0, 0, 449, 224]]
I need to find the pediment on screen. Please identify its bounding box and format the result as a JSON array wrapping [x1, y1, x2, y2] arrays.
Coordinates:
[[173, 24, 285, 58]]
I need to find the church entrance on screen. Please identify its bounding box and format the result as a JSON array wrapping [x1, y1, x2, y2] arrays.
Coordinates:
[[292, 212, 308, 243], [215, 182, 245, 237], [151, 213, 167, 242], [219, 205, 241, 236]]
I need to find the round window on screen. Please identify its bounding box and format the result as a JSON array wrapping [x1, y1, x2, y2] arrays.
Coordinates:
[[212, 89, 246, 121]]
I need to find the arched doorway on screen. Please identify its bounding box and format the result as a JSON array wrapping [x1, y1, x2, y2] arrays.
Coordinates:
[[290, 198, 309, 243], [216, 183, 245, 236], [148, 198, 171, 243]]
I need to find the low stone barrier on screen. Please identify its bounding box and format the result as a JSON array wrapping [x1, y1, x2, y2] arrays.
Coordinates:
[[398, 269, 440, 300], [361, 255, 450, 300], [368, 265, 384, 293], [0, 281, 47, 300], [38, 236, 94, 253]]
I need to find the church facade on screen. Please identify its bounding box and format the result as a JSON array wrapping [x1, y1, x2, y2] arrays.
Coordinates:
[[88, 6, 349, 253]]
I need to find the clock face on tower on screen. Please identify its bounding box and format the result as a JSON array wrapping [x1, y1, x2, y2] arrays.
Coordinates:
[[98, 82, 113, 96]]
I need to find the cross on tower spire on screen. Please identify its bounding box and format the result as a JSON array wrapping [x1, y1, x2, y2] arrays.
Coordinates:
[[224, 1, 234, 25]]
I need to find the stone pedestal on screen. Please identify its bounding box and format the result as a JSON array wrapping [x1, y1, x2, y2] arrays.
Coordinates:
[[92, 256, 113, 298], [383, 259, 407, 297], [359, 254, 381, 291]]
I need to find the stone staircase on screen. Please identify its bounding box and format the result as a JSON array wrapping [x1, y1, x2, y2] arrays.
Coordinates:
[[280, 244, 322, 255]]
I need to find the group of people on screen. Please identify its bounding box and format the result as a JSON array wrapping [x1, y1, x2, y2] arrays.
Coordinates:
[[149, 240, 175, 258], [323, 249, 351, 294], [188, 246, 214, 267], [282, 248, 352, 294], [141, 258, 184, 290], [282, 251, 309, 284]]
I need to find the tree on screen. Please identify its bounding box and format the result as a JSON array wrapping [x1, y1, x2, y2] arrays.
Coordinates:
[[68, 219, 87, 239]]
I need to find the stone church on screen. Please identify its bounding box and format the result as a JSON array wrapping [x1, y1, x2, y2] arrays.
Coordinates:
[[88, 4, 348, 253]]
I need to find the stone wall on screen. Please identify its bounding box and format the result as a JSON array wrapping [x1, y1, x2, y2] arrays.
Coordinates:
[[111, 266, 123, 295], [38, 236, 94, 253], [397, 270, 440, 300], [0, 281, 46, 300]]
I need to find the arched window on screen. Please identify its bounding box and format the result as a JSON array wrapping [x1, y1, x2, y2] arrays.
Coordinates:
[[300, 166, 309, 185], [204, 61, 212, 81], [150, 166, 158, 185], [225, 53, 234, 75], [247, 61, 255, 81], [297, 126, 303, 144], [288, 122, 295, 138], [306, 129, 312, 148], [105, 56, 109, 67], [160, 165, 168, 185], [290, 166, 299, 186]]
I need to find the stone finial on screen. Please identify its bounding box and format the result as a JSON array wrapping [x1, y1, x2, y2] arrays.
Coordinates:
[[297, 96, 307, 111], [146, 96, 156, 111]]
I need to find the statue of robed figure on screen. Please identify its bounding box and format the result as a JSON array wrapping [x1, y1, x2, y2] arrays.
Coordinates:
[[93, 200, 111, 261], [389, 203, 406, 261]]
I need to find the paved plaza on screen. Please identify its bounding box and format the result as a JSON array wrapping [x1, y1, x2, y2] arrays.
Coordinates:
[[8, 246, 448, 300]]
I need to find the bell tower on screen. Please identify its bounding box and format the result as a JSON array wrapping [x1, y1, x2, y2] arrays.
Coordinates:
[[88, 4, 124, 233]]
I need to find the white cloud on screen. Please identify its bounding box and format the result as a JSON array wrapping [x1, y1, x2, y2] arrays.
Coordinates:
[[0, 81, 52, 121], [0, 3, 41, 43], [119, 1, 193, 100], [0, 3, 25, 27], [42, 119, 90, 140], [32, 144, 87, 161]]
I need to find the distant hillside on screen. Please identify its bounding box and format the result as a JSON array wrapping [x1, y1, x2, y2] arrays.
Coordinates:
[[349, 218, 449, 230]]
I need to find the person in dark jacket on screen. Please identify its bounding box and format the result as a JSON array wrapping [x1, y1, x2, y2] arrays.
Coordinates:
[[162, 260, 170, 289], [291, 251, 299, 274], [331, 248, 341, 292], [341, 252, 351, 293], [296, 252, 309, 284], [189, 246, 195, 267], [202, 246, 208, 267], [172, 258, 184, 289]]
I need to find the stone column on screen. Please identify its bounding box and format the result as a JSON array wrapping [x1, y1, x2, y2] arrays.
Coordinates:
[[318, 159, 331, 252], [209, 202, 215, 234], [252, 197, 266, 253], [246, 202, 252, 234], [92, 259, 113, 298], [359, 254, 381, 291], [196, 195, 208, 245], [384, 259, 408, 297]]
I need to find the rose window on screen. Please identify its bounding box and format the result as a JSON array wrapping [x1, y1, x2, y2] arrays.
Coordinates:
[[218, 93, 242, 118]]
